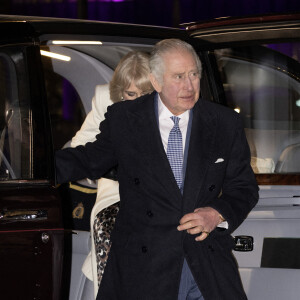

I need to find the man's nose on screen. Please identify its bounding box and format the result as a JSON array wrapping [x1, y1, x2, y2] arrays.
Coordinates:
[[183, 76, 194, 90]]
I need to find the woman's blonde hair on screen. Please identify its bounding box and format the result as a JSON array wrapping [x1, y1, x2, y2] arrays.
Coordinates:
[[109, 51, 153, 102]]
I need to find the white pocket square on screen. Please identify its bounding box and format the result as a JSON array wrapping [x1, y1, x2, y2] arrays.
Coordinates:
[[215, 158, 224, 163]]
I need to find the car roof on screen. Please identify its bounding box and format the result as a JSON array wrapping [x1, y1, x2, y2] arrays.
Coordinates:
[[183, 12, 300, 45], [2, 13, 300, 48], [0, 14, 185, 41], [184, 12, 300, 31]]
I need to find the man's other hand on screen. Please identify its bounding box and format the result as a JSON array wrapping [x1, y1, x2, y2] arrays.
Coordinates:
[[177, 207, 221, 241]]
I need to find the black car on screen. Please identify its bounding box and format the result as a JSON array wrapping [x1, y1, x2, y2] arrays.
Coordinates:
[[1, 13, 300, 300]]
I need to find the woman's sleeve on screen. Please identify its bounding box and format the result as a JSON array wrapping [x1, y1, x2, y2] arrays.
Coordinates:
[[71, 84, 112, 147]]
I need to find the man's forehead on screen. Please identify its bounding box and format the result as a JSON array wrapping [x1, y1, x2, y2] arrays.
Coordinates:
[[162, 50, 197, 71]]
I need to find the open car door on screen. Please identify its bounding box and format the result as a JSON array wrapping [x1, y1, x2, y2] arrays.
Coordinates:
[[0, 22, 64, 300]]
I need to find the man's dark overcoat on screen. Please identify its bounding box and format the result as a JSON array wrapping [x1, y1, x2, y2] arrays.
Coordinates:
[[56, 92, 259, 300]]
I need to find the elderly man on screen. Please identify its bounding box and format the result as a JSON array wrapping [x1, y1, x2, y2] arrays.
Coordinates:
[[56, 39, 258, 300]]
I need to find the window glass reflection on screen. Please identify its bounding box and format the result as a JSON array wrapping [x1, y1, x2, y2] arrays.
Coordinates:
[[215, 43, 300, 173], [0, 52, 31, 180]]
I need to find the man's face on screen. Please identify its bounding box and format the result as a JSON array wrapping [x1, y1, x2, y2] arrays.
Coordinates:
[[150, 50, 200, 116]]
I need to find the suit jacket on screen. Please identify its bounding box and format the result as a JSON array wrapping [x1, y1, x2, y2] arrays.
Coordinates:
[[56, 92, 259, 300]]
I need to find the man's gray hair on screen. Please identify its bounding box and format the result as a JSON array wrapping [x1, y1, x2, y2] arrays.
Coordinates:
[[149, 39, 202, 84]]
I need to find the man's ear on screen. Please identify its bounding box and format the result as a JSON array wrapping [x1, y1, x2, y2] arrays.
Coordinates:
[[149, 73, 162, 93]]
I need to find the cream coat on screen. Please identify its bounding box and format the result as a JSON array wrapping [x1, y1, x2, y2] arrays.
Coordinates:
[[71, 84, 120, 298]]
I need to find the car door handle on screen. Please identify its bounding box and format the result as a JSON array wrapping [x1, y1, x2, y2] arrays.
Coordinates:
[[0, 209, 48, 221], [233, 235, 254, 251]]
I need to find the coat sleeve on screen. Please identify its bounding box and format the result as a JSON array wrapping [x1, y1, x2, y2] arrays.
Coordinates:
[[209, 115, 259, 233], [55, 104, 118, 184], [71, 84, 112, 147]]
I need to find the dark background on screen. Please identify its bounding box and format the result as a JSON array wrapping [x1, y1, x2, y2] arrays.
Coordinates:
[[2, 0, 300, 27]]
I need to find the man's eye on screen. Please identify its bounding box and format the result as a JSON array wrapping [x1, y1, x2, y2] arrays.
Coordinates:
[[175, 75, 183, 80], [189, 72, 200, 79]]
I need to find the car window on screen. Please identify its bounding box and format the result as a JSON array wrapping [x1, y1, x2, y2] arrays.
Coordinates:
[[214, 43, 300, 174], [0, 50, 31, 180]]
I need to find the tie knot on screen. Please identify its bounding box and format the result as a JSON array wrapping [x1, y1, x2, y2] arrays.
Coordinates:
[[170, 116, 180, 126]]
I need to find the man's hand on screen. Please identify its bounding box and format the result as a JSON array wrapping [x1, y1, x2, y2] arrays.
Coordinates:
[[177, 207, 221, 241]]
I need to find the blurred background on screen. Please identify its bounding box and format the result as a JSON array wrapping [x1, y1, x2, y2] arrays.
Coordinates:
[[1, 0, 300, 27]]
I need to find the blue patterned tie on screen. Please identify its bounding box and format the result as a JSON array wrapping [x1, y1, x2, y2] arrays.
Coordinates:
[[167, 116, 183, 189]]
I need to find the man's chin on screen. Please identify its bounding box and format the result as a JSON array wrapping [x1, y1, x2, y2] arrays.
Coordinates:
[[181, 98, 197, 109]]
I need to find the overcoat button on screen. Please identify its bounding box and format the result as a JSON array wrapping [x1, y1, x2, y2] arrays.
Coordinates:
[[147, 210, 153, 217], [134, 178, 140, 185], [209, 185, 215, 191], [208, 245, 214, 252], [142, 246, 148, 253]]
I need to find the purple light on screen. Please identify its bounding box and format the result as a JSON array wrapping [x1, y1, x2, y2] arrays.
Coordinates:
[[94, 0, 131, 2]]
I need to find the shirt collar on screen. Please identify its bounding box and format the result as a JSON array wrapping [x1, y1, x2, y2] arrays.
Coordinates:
[[157, 94, 189, 124]]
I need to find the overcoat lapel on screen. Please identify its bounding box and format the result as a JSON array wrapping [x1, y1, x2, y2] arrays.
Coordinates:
[[126, 94, 182, 203], [182, 100, 217, 214]]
